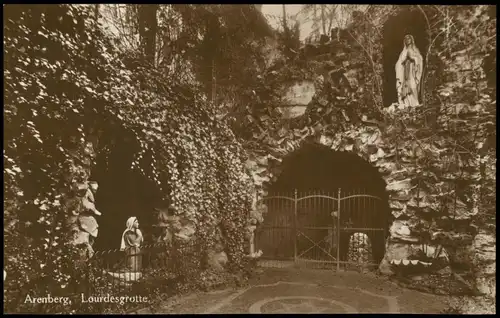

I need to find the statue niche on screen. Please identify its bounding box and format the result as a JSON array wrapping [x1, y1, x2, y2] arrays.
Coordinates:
[[395, 34, 423, 107]]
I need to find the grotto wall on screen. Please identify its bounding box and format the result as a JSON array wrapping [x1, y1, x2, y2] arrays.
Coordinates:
[[65, 141, 100, 258], [244, 6, 495, 297]]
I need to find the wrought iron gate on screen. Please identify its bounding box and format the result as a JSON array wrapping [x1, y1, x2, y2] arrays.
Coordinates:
[[254, 189, 386, 271]]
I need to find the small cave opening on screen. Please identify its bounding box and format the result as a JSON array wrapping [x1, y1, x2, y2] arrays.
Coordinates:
[[383, 9, 429, 106], [90, 132, 166, 251], [258, 143, 391, 266]]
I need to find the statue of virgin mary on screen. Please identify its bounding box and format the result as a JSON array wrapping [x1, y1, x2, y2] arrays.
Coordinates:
[[395, 34, 423, 107]]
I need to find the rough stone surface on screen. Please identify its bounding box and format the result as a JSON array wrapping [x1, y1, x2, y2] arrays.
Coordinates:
[[473, 232, 496, 298], [389, 220, 418, 243], [448, 243, 475, 268], [244, 24, 492, 285], [78, 215, 99, 237], [436, 266, 452, 275], [278, 106, 308, 119], [245, 114, 486, 280], [382, 243, 414, 264], [283, 81, 316, 107], [207, 250, 229, 272], [73, 230, 90, 245], [176, 221, 196, 241], [347, 233, 373, 265], [66, 141, 101, 254], [379, 241, 450, 275], [378, 259, 395, 275]]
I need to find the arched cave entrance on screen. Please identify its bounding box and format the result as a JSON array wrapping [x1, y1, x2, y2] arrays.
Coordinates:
[[257, 143, 391, 267], [90, 131, 166, 251], [383, 9, 429, 106]]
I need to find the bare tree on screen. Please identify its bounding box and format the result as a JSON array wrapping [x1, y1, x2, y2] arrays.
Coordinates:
[[301, 5, 339, 37], [138, 4, 158, 65], [282, 4, 287, 31], [94, 4, 99, 22]]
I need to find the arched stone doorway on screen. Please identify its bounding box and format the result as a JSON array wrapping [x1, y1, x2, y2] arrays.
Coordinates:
[[90, 132, 164, 251], [269, 143, 387, 195], [256, 142, 391, 267], [383, 9, 429, 106]]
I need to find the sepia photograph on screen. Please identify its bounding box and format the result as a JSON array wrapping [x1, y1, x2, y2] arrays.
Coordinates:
[[3, 3, 496, 314]]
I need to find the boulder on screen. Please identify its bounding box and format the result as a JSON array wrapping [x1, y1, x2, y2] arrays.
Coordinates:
[[448, 242, 475, 268], [250, 203, 266, 224], [256, 156, 269, 166], [74, 181, 89, 193], [65, 197, 83, 216], [78, 215, 98, 237], [473, 232, 496, 298], [474, 233, 495, 263], [476, 276, 496, 298], [66, 215, 79, 227], [319, 135, 334, 147], [206, 250, 228, 272], [436, 266, 452, 275], [376, 160, 398, 175], [177, 221, 196, 239], [158, 227, 173, 243], [386, 178, 413, 192], [156, 206, 176, 222], [73, 230, 90, 245], [453, 200, 477, 220], [390, 192, 413, 201], [389, 200, 407, 211], [391, 209, 407, 219], [279, 106, 308, 119], [389, 220, 419, 243], [283, 80, 316, 107], [164, 217, 180, 229], [379, 241, 450, 276], [245, 159, 259, 171], [379, 259, 394, 275], [74, 242, 94, 260], [369, 148, 386, 162], [382, 242, 414, 264]]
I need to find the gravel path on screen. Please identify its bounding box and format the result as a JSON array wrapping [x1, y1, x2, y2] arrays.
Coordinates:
[[144, 267, 450, 314]]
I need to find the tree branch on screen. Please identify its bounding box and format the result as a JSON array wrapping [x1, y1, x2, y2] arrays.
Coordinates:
[[417, 5, 432, 108], [345, 29, 383, 108]]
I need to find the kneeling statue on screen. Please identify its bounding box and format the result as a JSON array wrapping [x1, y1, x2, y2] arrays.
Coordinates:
[[120, 216, 144, 272]]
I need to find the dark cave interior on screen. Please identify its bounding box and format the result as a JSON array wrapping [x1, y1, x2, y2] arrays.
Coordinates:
[[90, 135, 165, 251], [260, 143, 392, 264]]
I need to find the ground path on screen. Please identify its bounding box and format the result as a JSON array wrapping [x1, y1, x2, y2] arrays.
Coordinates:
[[136, 268, 450, 314]]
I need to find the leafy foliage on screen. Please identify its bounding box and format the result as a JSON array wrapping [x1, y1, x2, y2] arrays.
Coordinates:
[[3, 3, 496, 313], [4, 4, 254, 313]]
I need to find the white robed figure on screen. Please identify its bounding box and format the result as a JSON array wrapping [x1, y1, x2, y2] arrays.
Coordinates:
[[107, 217, 144, 282], [396, 34, 423, 107], [120, 216, 144, 272]]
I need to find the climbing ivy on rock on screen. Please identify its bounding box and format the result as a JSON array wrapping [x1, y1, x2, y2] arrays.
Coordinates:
[[241, 5, 495, 255], [4, 4, 254, 313]]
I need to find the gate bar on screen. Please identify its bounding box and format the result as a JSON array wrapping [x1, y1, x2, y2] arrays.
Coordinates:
[[294, 189, 298, 263], [336, 188, 341, 271]]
